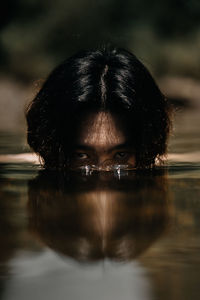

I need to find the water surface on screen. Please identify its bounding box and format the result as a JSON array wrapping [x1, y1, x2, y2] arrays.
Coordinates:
[[0, 108, 200, 300]]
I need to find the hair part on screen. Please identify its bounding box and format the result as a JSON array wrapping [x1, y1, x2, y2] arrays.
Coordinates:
[[26, 46, 172, 170]]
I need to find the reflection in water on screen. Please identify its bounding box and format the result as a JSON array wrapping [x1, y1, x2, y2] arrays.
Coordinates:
[[1, 106, 200, 299], [5, 250, 152, 300], [28, 171, 172, 261], [1, 170, 173, 300], [0, 178, 20, 267]]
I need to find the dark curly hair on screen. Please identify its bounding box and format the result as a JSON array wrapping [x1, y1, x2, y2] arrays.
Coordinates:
[[26, 46, 171, 169]]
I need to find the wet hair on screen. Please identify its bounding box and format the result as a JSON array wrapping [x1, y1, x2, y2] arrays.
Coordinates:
[[26, 46, 171, 169]]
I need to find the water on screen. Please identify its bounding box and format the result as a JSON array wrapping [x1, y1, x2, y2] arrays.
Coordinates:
[[0, 107, 200, 300]]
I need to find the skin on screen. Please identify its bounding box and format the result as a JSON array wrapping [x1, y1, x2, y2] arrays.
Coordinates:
[[71, 111, 136, 169]]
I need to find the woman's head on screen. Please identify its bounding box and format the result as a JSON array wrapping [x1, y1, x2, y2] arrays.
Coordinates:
[[26, 46, 171, 170]]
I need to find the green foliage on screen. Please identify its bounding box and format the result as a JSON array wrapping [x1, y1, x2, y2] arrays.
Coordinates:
[[1, 0, 200, 80]]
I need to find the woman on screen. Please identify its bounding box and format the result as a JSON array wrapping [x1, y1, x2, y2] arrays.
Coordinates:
[[26, 46, 171, 171]]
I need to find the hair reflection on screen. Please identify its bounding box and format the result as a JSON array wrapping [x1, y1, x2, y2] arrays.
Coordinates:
[[28, 171, 172, 262]]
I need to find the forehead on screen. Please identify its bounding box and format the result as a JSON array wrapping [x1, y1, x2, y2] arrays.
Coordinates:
[[76, 111, 127, 149]]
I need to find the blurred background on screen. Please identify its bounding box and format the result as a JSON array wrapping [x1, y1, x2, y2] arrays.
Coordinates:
[[0, 0, 200, 147], [0, 3, 200, 299]]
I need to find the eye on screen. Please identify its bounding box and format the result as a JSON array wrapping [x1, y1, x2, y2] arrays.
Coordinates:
[[75, 153, 89, 160], [114, 152, 129, 160]]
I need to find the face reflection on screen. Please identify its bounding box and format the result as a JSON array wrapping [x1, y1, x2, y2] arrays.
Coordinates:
[[71, 112, 136, 169], [28, 172, 170, 261]]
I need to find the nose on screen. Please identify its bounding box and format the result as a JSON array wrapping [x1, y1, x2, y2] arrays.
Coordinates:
[[97, 158, 115, 170], [97, 154, 111, 166]]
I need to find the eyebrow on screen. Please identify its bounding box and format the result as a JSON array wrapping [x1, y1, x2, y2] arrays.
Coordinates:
[[74, 142, 133, 153]]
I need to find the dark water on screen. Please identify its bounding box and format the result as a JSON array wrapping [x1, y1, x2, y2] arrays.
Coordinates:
[[0, 108, 200, 300]]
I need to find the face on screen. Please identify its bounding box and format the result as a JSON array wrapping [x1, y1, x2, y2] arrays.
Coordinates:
[[70, 111, 136, 170]]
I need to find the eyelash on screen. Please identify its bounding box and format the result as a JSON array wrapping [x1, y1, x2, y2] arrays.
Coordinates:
[[114, 152, 129, 160], [74, 152, 129, 161], [75, 153, 89, 160]]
